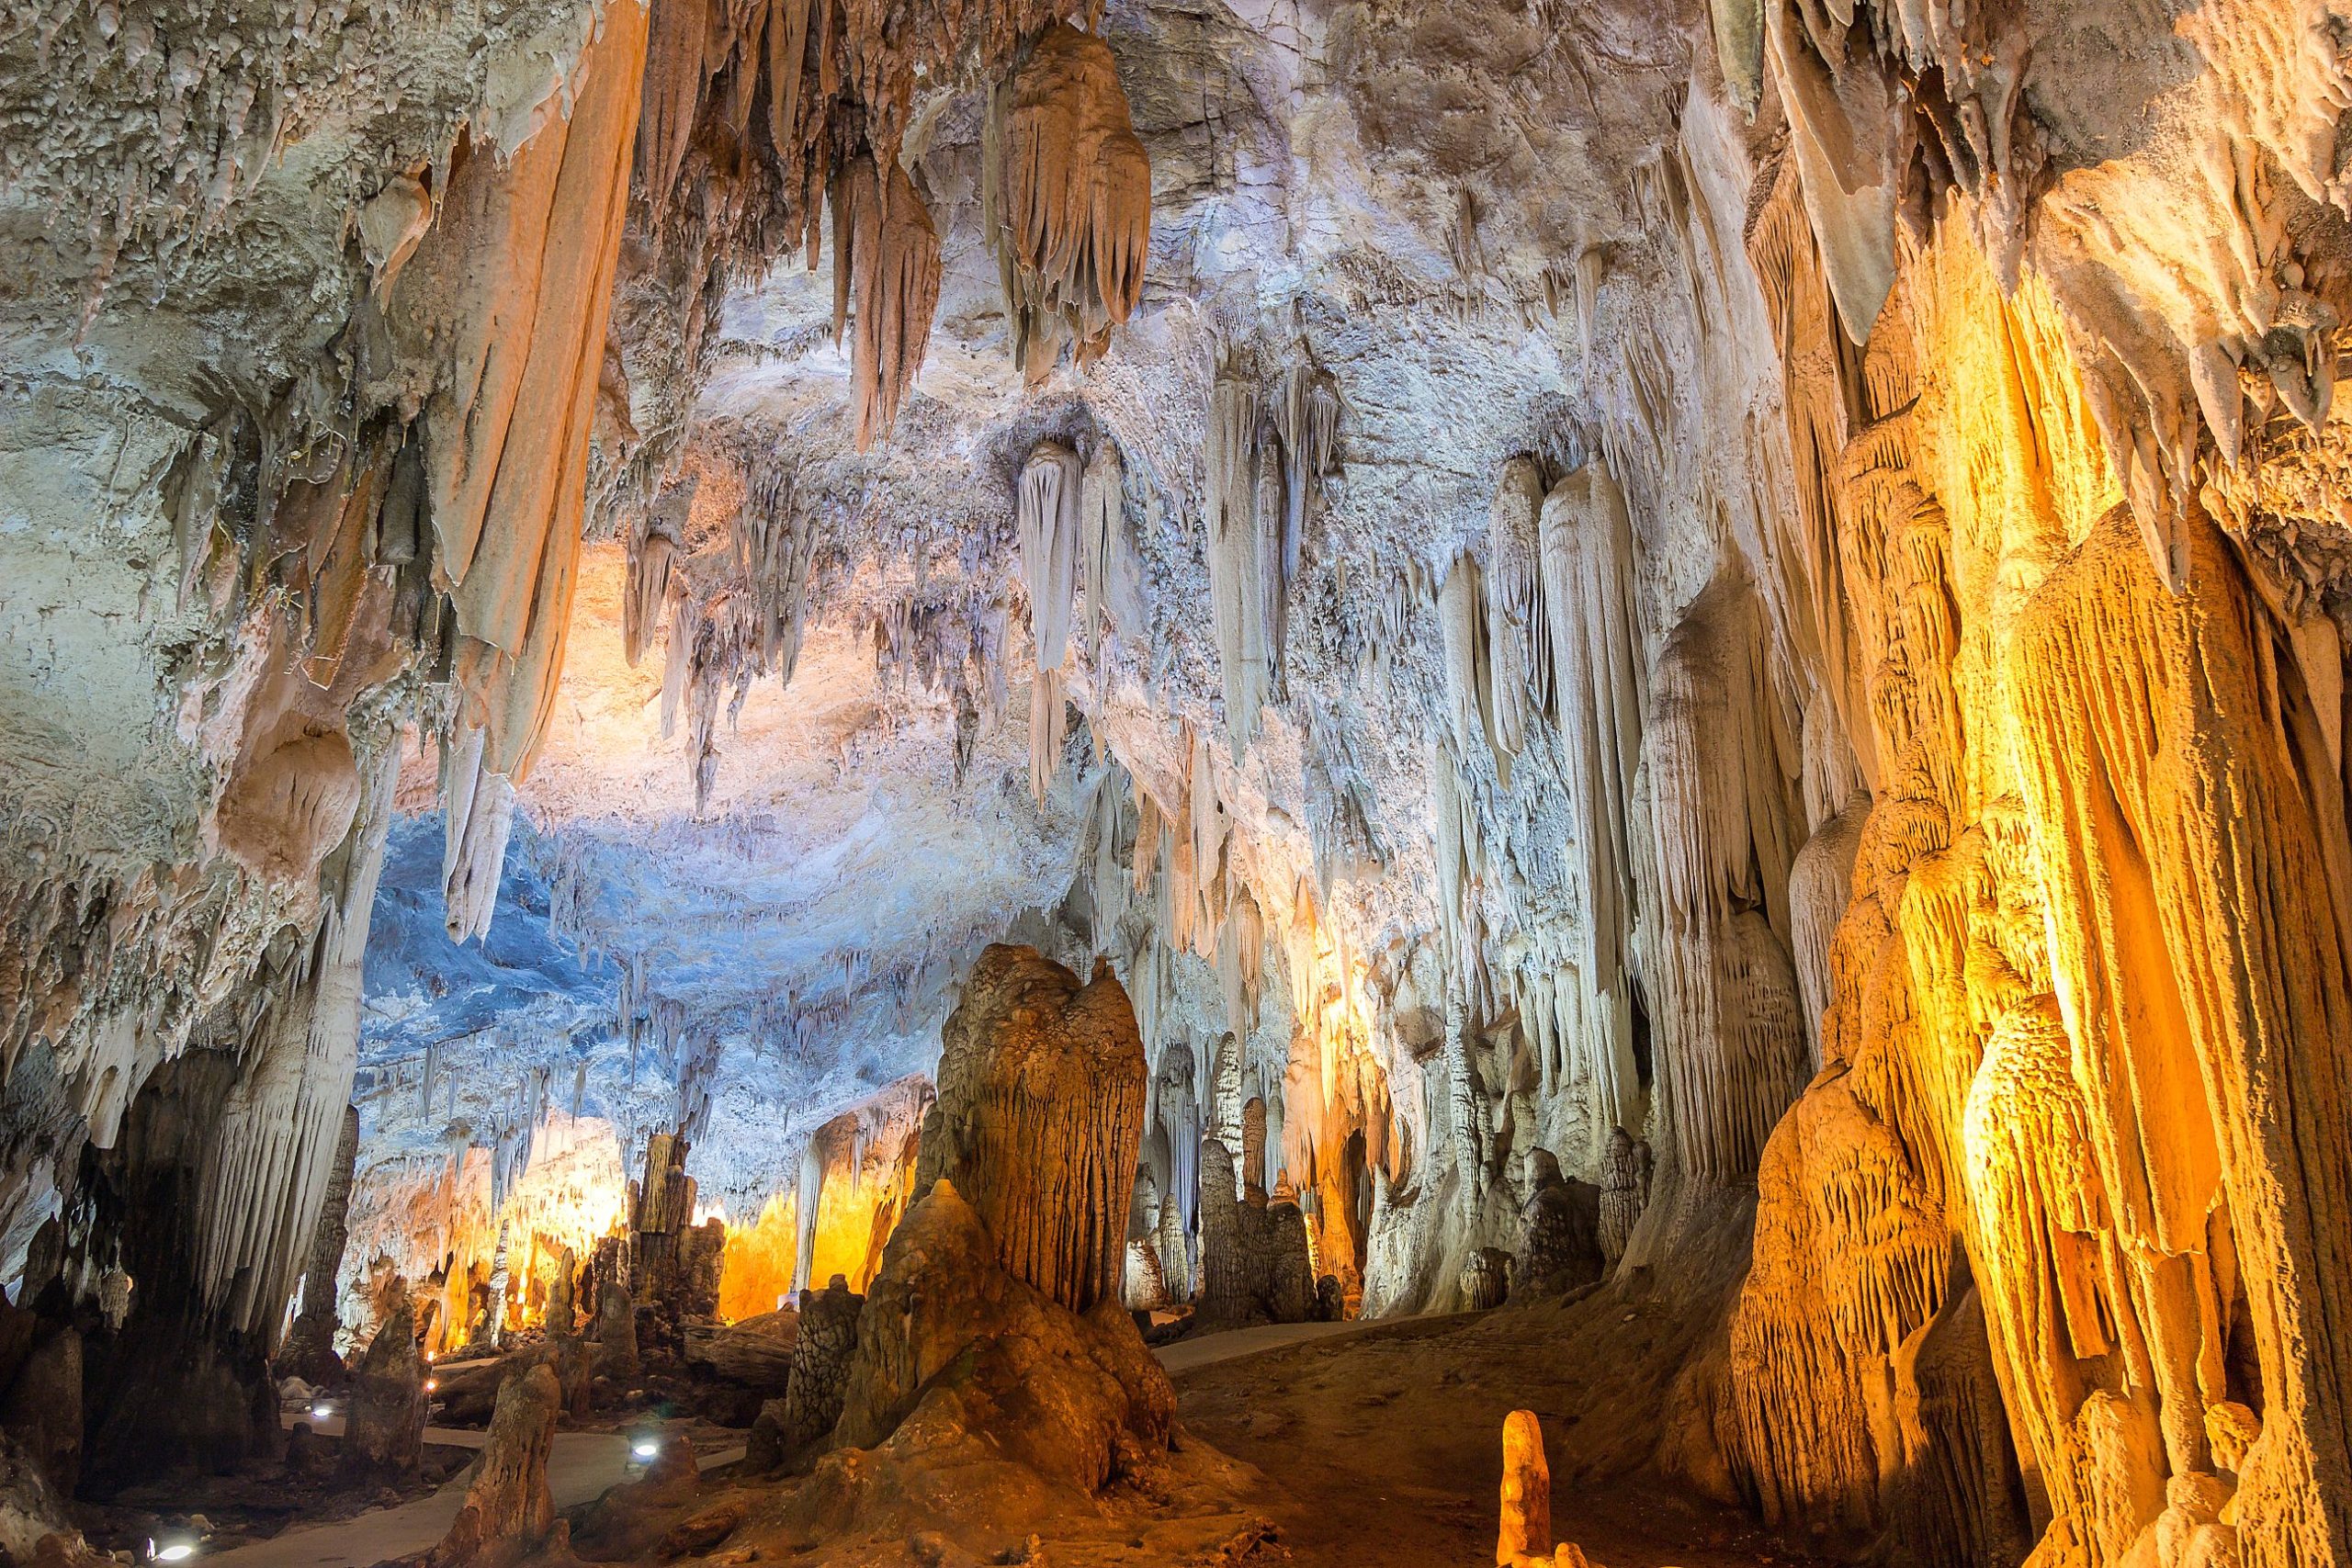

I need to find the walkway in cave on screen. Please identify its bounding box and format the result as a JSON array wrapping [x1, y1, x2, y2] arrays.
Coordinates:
[[204, 1425, 745, 1568], [1172, 1306, 1831, 1568]]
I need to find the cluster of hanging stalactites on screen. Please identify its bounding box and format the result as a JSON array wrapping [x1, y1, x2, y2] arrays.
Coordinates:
[[1202, 357, 1342, 748], [983, 23, 1154, 382], [831, 154, 944, 451]]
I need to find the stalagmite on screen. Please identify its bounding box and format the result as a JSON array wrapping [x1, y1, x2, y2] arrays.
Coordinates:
[[1498, 1409, 1551, 1562], [984, 23, 1152, 378], [283, 1103, 361, 1382], [1510, 1150, 1602, 1297], [424, 1364, 560, 1568], [1596, 1128, 1650, 1268], [345, 1301, 427, 1478], [1195, 1138, 1317, 1327], [914, 948, 1147, 1314], [1496, 1410, 1593, 1567], [770, 1275, 861, 1466]]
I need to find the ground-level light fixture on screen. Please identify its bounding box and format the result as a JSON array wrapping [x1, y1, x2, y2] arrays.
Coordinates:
[[631, 1438, 662, 1460], [149, 1538, 198, 1562], [311, 1403, 333, 1420]]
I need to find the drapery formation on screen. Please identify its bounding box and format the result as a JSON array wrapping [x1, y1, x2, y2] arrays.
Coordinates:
[[984, 23, 1152, 381]]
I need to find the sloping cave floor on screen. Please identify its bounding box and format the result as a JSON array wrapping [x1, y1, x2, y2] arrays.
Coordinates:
[[78, 1302, 1828, 1568], [1169, 1303, 1828, 1568]]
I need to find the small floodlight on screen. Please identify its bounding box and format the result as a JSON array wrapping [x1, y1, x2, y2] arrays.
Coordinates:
[[150, 1538, 198, 1562], [632, 1438, 661, 1460], [311, 1403, 332, 1420]]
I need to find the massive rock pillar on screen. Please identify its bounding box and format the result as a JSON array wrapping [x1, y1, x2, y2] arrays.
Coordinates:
[[911, 946, 1147, 1314]]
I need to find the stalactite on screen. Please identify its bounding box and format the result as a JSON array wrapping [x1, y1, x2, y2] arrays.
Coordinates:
[[440, 728, 516, 943], [388, 0, 648, 784], [1080, 438, 1148, 658], [1030, 664, 1069, 805], [1437, 553, 1491, 773], [1019, 442, 1085, 675], [192, 751, 400, 1338], [1485, 457, 1546, 764], [1274, 363, 1341, 584], [829, 152, 943, 452], [982, 23, 1151, 380], [1205, 375, 1274, 748]]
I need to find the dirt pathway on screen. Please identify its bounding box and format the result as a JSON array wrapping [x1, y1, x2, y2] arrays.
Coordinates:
[[1170, 1306, 1831, 1568]]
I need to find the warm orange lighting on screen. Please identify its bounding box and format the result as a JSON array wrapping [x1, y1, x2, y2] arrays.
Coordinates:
[[718, 1194, 798, 1324]]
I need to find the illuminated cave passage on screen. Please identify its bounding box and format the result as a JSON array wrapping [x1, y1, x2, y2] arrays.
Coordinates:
[[6, 0, 2352, 1564]]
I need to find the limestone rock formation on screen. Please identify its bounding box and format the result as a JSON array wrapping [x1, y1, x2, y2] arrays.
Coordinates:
[[984, 23, 1151, 379], [1510, 1152, 1603, 1299], [282, 1103, 362, 1384], [345, 1302, 427, 1479], [1497, 1410, 1596, 1567], [1195, 1139, 1318, 1328], [771, 1275, 863, 1468], [17, 0, 2352, 1560], [830, 1179, 1174, 1492], [913, 946, 1147, 1316], [424, 1364, 561, 1568], [831, 154, 944, 452]]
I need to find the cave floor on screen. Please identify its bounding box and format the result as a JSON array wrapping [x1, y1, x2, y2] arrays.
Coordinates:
[[1172, 1305, 1832, 1568]]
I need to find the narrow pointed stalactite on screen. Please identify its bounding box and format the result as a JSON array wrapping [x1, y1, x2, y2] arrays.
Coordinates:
[[1205, 376, 1275, 748]]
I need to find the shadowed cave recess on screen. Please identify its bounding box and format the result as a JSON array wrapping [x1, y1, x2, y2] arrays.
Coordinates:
[[5, 0, 2352, 1562]]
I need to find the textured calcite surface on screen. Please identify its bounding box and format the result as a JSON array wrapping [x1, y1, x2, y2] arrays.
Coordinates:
[[6, 0, 2352, 1563]]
